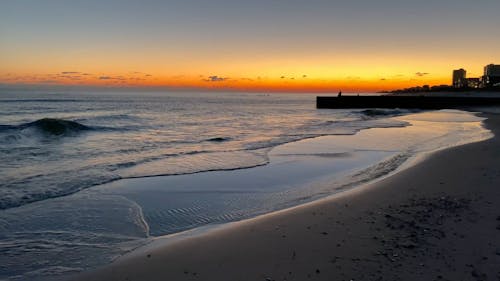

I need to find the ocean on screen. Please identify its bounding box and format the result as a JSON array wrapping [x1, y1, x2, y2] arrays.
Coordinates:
[[0, 89, 492, 280]]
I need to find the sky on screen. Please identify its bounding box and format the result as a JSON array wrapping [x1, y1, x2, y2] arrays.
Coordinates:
[[1, 0, 500, 92]]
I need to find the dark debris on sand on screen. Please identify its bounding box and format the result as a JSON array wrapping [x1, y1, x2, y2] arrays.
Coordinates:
[[350, 194, 500, 281]]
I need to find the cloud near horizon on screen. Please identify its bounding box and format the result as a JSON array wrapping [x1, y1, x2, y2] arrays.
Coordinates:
[[99, 76, 125, 80], [56, 72, 83, 81], [130, 71, 153, 77], [415, 72, 429, 77], [204, 75, 228, 82]]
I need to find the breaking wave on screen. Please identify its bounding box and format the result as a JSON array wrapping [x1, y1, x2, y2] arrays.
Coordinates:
[[206, 137, 232, 142], [359, 109, 419, 117], [0, 118, 91, 136]]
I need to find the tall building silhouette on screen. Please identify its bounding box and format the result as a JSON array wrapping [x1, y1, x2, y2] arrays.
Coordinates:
[[483, 64, 500, 87], [452, 69, 466, 88]]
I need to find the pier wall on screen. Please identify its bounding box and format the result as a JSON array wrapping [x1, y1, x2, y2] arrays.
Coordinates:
[[316, 96, 500, 109]]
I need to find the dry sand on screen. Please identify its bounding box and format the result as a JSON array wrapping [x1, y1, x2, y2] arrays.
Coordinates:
[[70, 113, 500, 281]]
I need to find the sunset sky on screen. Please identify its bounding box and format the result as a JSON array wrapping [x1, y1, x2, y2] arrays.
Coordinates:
[[1, 0, 500, 92]]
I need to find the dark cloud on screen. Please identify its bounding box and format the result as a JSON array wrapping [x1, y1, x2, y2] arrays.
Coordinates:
[[204, 75, 228, 82], [99, 76, 124, 80], [98, 76, 127, 84], [56, 72, 82, 80], [99, 76, 126, 80], [380, 78, 387, 81], [280, 76, 285, 79], [415, 72, 429, 77], [302, 74, 307, 78]]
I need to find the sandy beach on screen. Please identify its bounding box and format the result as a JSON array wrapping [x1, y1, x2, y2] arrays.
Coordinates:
[[3, 1, 500, 280], [70, 113, 500, 281]]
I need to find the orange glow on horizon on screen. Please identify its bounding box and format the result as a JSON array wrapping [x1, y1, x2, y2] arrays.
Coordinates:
[[1, 43, 481, 92], [2, 1, 499, 93], [0, 70, 451, 93]]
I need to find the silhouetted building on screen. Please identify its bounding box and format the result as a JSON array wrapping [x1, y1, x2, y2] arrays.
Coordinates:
[[482, 64, 500, 87], [466, 78, 481, 89], [452, 68, 466, 88], [430, 85, 452, 91]]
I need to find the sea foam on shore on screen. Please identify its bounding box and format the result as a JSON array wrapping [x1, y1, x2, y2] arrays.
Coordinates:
[[0, 107, 491, 281]]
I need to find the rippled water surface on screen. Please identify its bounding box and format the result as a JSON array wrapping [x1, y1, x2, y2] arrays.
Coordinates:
[[0, 90, 407, 210], [0, 89, 491, 280]]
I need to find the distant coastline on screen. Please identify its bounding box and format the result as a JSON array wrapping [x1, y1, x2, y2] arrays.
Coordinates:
[[380, 84, 500, 95]]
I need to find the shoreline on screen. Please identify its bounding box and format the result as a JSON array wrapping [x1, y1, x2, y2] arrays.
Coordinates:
[[68, 112, 500, 281], [2, 109, 487, 281]]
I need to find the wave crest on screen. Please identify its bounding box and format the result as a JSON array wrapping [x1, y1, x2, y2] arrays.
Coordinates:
[[360, 109, 419, 117], [0, 118, 91, 137], [22, 118, 90, 135], [206, 137, 231, 142]]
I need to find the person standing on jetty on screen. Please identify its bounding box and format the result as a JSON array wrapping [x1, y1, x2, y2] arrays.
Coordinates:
[[338, 90, 342, 97]]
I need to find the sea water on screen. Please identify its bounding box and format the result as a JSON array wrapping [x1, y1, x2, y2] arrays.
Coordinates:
[[0, 89, 492, 280]]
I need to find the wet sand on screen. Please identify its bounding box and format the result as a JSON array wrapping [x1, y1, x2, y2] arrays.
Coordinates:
[[70, 113, 500, 281]]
